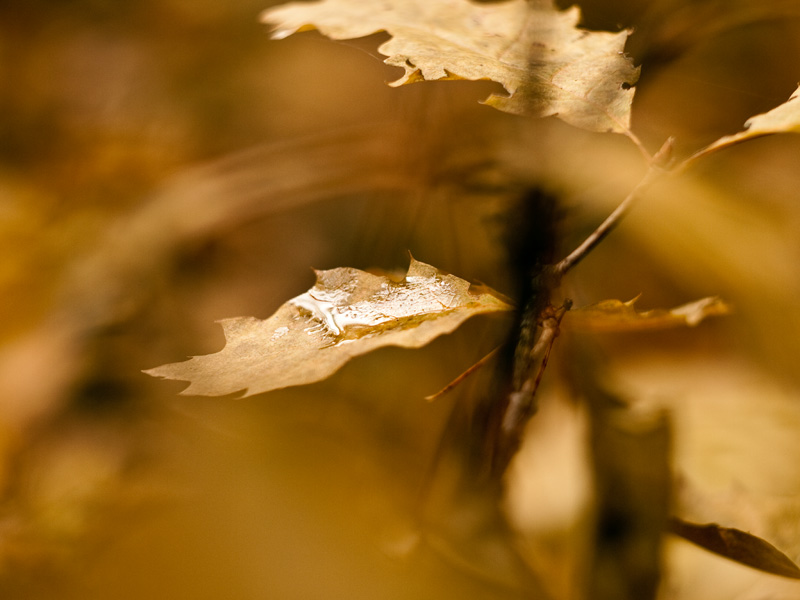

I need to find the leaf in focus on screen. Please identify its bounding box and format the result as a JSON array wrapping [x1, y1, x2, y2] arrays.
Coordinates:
[[261, 0, 639, 134], [144, 258, 512, 397], [566, 296, 731, 332], [669, 518, 800, 580], [692, 85, 800, 159]]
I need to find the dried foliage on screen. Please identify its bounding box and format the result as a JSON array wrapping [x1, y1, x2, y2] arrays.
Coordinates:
[[567, 296, 732, 332], [262, 0, 639, 134], [145, 258, 512, 396]]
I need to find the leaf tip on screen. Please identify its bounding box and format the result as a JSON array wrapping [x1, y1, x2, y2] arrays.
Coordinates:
[[624, 294, 642, 307], [674, 296, 733, 326], [670, 518, 800, 579]]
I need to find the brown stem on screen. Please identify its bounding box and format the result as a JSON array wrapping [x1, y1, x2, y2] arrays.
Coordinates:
[[550, 137, 674, 281], [493, 299, 572, 473]]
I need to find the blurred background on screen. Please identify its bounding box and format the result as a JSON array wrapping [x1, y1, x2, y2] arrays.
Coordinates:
[[2, 0, 800, 598]]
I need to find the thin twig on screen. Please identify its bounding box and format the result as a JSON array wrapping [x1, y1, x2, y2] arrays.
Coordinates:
[[550, 137, 674, 281], [675, 132, 764, 174], [424, 346, 500, 401], [624, 129, 653, 164], [549, 173, 651, 279]]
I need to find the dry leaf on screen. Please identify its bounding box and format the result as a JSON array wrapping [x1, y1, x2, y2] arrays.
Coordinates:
[[261, 0, 639, 134], [669, 518, 800, 580], [144, 258, 512, 397], [690, 85, 800, 161], [566, 296, 731, 332]]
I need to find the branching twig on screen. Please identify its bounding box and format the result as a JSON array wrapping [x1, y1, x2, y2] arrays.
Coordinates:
[[487, 138, 674, 470], [624, 129, 653, 164]]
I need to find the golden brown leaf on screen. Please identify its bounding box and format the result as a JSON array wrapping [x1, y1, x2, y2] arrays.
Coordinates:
[[689, 85, 800, 162], [261, 0, 639, 134], [144, 258, 512, 397], [566, 296, 731, 332]]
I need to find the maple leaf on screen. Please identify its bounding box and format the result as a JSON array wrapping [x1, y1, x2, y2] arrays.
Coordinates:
[[689, 85, 800, 162], [144, 258, 512, 397], [566, 296, 731, 332], [261, 0, 639, 134]]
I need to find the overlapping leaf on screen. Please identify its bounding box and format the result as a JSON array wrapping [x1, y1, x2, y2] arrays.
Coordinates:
[[567, 296, 731, 332], [144, 259, 512, 397], [261, 0, 639, 134]]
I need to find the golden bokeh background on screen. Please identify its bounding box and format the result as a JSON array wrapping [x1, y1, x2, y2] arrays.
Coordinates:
[[2, 0, 800, 598]]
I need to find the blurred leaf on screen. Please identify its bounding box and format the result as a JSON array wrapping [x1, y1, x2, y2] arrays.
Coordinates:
[[669, 518, 800, 579], [144, 258, 512, 397], [566, 296, 731, 332], [690, 85, 800, 161], [261, 0, 639, 133]]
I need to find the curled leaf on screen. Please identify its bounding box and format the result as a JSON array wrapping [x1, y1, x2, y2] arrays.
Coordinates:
[[144, 258, 512, 397], [690, 85, 800, 162], [567, 296, 731, 332], [261, 0, 639, 134], [669, 518, 800, 580]]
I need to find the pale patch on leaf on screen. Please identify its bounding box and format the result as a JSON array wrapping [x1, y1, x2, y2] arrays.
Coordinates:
[[261, 0, 639, 134], [566, 296, 731, 332], [144, 258, 512, 397], [669, 518, 800, 580], [690, 85, 800, 161]]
